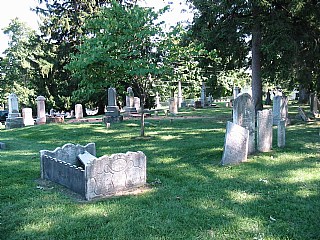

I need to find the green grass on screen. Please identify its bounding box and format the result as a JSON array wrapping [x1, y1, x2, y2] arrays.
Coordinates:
[[1, 104, 319, 240]]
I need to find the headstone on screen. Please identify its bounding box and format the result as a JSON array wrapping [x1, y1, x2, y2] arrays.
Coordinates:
[[233, 93, 255, 154], [104, 88, 123, 123], [273, 96, 289, 126], [5, 93, 24, 129], [75, 104, 83, 119], [22, 108, 34, 126], [298, 107, 310, 122], [36, 96, 46, 124], [155, 92, 161, 109], [221, 121, 249, 165], [124, 87, 137, 115], [201, 82, 206, 107], [310, 93, 319, 116], [0, 142, 6, 150], [257, 109, 273, 152], [277, 120, 286, 148], [169, 97, 178, 115], [265, 89, 272, 105], [49, 108, 55, 116], [233, 86, 240, 99], [178, 81, 183, 108], [134, 97, 141, 113]]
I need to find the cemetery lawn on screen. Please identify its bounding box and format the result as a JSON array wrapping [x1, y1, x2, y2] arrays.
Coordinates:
[[1, 104, 320, 240]]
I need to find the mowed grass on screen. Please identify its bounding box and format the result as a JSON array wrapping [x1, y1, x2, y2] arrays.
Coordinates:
[[0, 104, 319, 240]]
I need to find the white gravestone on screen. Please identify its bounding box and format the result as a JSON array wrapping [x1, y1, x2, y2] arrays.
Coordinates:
[[221, 121, 249, 165], [178, 81, 183, 108], [36, 96, 46, 124], [257, 109, 273, 152], [233, 93, 256, 154], [22, 108, 34, 126], [169, 97, 178, 115], [273, 96, 289, 126], [75, 104, 83, 119], [8, 93, 20, 118], [277, 120, 286, 148]]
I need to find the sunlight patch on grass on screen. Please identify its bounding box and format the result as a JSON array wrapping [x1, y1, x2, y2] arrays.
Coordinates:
[[160, 135, 182, 140], [20, 219, 54, 235], [283, 168, 320, 184], [228, 190, 261, 204]]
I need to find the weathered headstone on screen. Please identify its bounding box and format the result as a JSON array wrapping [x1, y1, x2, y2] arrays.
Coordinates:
[[273, 96, 289, 126], [233, 93, 255, 154], [277, 120, 286, 148], [310, 93, 319, 116], [104, 88, 123, 123], [201, 82, 206, 107], [124, 87, 137, 115], [134, 97, 141, 113], [221, 121, 249, 165], [36, 96, 46, 124], [257, 109, 273, 152], [178, 80, 183, 108], [298, 107, 310, 122], [22, 108, 34, 126], [0, 142, 6, 150], [155, 92, 161, 109], [5, 93, 24, 129], [169, 97, 178, 115], [75, 104, 83, 119]]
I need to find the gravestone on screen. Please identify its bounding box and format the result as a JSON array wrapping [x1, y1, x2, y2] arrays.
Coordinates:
[[5, 93, 24, 129], [178, 81, 183, 108], [36, 96, 46, 124], [265, 89, 272, 105], [155, 92, 161, 109], [124, 87, 137, 115], [310, 93, 319, 116], [0, 142, 6, 150], [273, 96, 289, 126], [257, 109, 273, 152], [277, 120, 286, 148], [134, 97, 141, 113], [22, 108, 34, 126], [75, 104, 83, 119], [201, 82, 206, 107], [233, 86, 240, 99], [233, 93, 255, 154], [221, 121, 249, 165], [298, 107, 310, 122], [169, 97, 178, 115], [103, 87, 123, 123]]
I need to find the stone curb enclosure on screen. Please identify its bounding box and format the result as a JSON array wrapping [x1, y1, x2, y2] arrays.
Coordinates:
[[40, 143, 146, 200]]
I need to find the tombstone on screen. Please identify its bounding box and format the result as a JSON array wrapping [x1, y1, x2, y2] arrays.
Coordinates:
[[265, 89, 272, 105], [257, 109, 273, 152], [108, 87, 117, 107], [169, 97, 178, 115], [103, 88, 123, 123], [70, 110, 75, 118], [277, 120, 286, 148], [233, 93, 255, 154], [134, 97, 141, 113], [298, 107, 310, 122], [273, 96, 289, 126], [75, 104, 83, 119], [155, 92, 161, 109], [124, 87, 137, 115], [178, 81, 183, 108], [5, 93, 24, 129], [0, 142, 6, 150], [49, 108, 55, 116], [201, 82, 206, 107], [22, 108, 34, 126], [233, 86, 240, 99], [310, 93, 319, 116], [221, 121, 249, 165], [36, 96, 46, 124]]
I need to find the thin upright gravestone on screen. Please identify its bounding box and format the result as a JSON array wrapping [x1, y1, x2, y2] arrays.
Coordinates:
[[169, 97, 178, 115], [257, 109, 273, 152], [75, 104, 83, 119], [36, 96, 46, 124], [103, 87, 123, 123], [22, 108, 34, 126], [233, 93, 255, 154], [277, 120, 286, 148], [124, 87, 137, 115], [273, 96, 289, 126], [310, 93, 319, 117], [5, 93, 24, 129], [221, 121, 249, 165]]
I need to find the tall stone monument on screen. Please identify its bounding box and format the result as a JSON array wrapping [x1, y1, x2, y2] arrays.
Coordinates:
[[5, 93, 24, 129], [273, 96, 289, 126], [233, 93, 256, 154], [75, 104, 83, 119], [257, 109, 273, 152], [36, 96, 47, 124], [124, 87, 137, 115], [103, 87, 123, 123]]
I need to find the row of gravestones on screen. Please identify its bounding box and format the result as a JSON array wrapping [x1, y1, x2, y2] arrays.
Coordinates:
[[221, 93, 287, 165], [3, 93, 86, 129]]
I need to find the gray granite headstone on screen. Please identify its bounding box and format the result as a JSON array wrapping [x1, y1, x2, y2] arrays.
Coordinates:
[[108, 87, 117, 107], [221, 121, 249, 165], [257, 109, 273, 152], [5, 93, 24, 129], [169, 97, 178, 115], [233, 93, 255, 154], [298, 107, 310, 122], [36, 96, 46, 124], [277, 120, 286, 148], [310, 93, 319, 116]]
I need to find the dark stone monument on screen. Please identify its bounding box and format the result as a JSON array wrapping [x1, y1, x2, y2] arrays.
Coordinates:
[[103, 87, 123, 123]]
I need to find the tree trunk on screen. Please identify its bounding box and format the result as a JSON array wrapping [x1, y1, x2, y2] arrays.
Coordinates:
[[251, 6, 263, 112]]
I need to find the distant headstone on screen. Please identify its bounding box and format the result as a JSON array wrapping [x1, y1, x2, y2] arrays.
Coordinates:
[[108, 87, 117, 106], [265, 89, 272, 105], [22, 108, 34, 126], [75, 104, 83, 119], [0, 142, 6, 150], [233, 93, 255, 154], [134, 97, 141, 113], [257, 109, 273, 152], [310, 93, 319, 116], [221, 121, 249, 165], [178, 81, 183, 108], [5, 93, 24, 129], [298, 107, 310, 122], [155, 92, 161, 109], [104, 87, 123, 123], [277, 120, 286, 148], [169, 97, 178, 115], [124, 87, 137, 115], [36, 96, 46, 124], [273, 96, 289, 126], [201, 82, 206, 107]]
